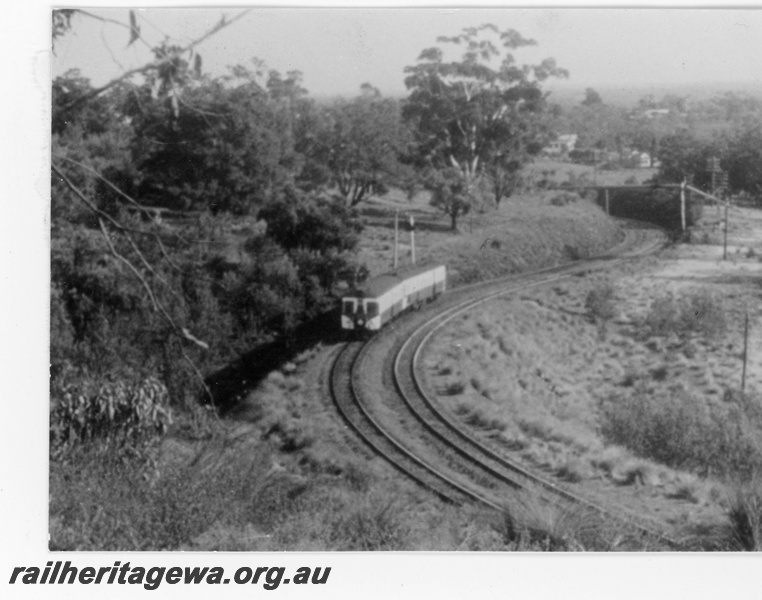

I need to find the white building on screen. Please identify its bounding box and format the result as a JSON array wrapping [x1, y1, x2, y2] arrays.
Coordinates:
[[544, 134, 578, 156]]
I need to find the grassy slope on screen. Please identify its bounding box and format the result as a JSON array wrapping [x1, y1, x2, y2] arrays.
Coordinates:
[[358, 190, 621, 286], [50, 186, 651, 551], [421, 206, 762, 543]]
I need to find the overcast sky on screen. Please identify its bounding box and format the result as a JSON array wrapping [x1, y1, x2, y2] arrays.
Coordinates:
[[52, 7, 762, 99]]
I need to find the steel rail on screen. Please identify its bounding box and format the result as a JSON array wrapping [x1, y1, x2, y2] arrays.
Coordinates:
[[330, 222, 680, 548], [395, 227, 680, 545], [329, 339, 504, 510]]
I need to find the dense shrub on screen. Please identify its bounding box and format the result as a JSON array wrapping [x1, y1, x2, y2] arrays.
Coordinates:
[[549, 192, 581, 206], [642, 290, 726, 340], [50, 367, 171, 461], [49, 435, 269, 551], [599, 387, 762, 479], [584, 281, 617, 322], [50, 189, 365, 424], [726, 478, 762, 551]]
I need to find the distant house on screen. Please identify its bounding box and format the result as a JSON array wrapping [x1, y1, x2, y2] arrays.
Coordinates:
[[625, 150, 660, 168], [643, 108, 670, 119], [544, 134, 578, 156]]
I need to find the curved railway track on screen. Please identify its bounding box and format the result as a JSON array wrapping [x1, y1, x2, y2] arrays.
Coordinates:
[[328, 222, 681, 548]]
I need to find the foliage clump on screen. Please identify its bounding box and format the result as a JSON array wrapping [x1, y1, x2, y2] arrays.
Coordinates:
[[549, 192, 581, 206], [726, 478, 762, 551], [50, 367, 171, 462], [641, 290, 726, 340], [599, 387, 762, 479], [584, 281, 618, 323]]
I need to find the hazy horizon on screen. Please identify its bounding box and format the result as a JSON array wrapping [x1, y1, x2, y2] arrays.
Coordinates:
[[53, 8, 762, 101]]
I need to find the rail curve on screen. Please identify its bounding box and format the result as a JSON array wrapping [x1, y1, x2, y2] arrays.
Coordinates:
[[328, 222, 680, 548]]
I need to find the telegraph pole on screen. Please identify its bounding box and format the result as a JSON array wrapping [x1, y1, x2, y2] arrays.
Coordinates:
[[742, 311, 749, 392], [723, 200, 729, 261], [706, 157, 730, 258], [409, 214, 416, 264], [393, 210, 399, 270]]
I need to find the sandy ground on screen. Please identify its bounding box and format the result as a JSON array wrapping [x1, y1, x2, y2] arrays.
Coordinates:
[[422, 206, 762, 536]]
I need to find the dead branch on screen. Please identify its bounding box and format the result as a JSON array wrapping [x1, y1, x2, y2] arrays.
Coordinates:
[[51, 160, 237, 293], [53, 164, 209, 350], [60, 9, 252, 112]]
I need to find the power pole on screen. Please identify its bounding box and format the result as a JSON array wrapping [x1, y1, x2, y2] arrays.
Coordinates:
[[604, 188, 610, 215], [680, 180, 687, 232], [409, 214, 416, 265], [723, 200, 729, 261], [393, 210, 399, 271], [742, 311, 749, 392]]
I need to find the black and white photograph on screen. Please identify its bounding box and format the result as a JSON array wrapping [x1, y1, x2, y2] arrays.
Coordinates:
[[5, 1, 762, 597], [46, 3, 762, 552]]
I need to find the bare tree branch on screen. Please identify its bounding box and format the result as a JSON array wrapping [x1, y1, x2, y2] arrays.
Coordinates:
[[60, 9, 252, 112], [53, 163, 210, 350], [98, 217, 160, 312]]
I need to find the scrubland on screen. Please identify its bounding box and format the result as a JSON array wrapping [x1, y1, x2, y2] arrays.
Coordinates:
[[50, 188, 762, 551], [50, 190, 628, 551], [422, 205, 762, 548]]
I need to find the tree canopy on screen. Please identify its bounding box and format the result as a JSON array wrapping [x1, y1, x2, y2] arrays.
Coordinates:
[[318, 85, 411, 206], [402, 23, 567, 225]]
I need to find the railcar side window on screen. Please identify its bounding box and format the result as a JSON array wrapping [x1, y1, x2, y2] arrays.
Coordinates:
[[366, 301, 379, 317], [342, 300, 355, 315]]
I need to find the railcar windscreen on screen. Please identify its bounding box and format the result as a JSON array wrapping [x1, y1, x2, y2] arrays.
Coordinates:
[[342, 300, 355, 315], [366, 301, 379, 317]]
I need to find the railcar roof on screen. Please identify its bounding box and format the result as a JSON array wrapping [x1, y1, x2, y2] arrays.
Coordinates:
[[351, 263, 445, 298]]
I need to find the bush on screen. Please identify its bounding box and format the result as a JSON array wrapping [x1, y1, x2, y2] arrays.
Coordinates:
[[332, 496, 410, 551], [642, 290, 726, 340], [444, 381, 466, 395], [550, 192, 581, 207], [50, 367, 171, 462], [599, 387, 762, 479], [726, 479, 762, 551], [584, 281, 617, 322], [49, 435, 269, 550]]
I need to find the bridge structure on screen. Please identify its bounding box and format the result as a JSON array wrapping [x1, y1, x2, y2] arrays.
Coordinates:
[[550, 182, 728, 232]]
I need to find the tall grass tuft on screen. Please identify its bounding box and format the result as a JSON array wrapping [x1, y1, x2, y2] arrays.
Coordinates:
[[332, 495, 410, 551], [497, 492, 627, 551], [726, 478, 762, 551]]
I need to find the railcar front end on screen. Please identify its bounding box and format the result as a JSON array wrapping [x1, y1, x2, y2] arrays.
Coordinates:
[[341, 264, 446, 336], [341, 297, 383, 332]]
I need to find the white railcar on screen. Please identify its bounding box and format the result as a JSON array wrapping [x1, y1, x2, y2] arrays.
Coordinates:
[[341, 264, 446, 333]]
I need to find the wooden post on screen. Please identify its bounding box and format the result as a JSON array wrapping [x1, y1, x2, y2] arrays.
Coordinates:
[[409, 214, 416, 265], [723, 201, 729, 261], [393, 210, 399, 270], [742, 311, 749, 392], [604, 188, 610, 215], [680, 180, 686, 232]]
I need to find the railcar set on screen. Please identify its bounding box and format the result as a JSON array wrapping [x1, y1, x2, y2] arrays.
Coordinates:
[[341, 264, 447, 334]]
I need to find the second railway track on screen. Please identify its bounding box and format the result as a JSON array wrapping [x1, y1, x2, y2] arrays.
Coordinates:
[[329, 222, 682, 548]]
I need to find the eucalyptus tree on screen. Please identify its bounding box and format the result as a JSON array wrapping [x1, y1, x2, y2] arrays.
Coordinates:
[[318, 84, 411, 206], [402, 23, 567, 223]]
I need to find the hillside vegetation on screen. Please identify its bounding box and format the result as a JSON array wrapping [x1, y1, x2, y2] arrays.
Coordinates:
[[422, 206, 762, 548], [49, 12, 762, 551]]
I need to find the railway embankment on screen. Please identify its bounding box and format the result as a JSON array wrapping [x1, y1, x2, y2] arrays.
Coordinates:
[[358, 191, 622, 287]]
